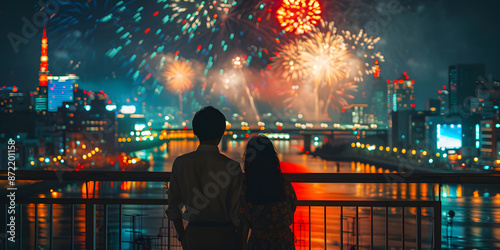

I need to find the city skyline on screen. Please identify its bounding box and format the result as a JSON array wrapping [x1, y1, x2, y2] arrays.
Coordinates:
[[0, 0, 499, 111]]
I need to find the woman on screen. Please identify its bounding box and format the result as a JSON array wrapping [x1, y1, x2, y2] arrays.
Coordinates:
[[241, 135, 297, 249]]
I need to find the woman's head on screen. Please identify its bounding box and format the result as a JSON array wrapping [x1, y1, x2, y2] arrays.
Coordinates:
[[244, 135, 284, 204]]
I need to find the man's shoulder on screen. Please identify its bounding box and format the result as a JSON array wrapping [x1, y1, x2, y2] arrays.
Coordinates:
[[173, 151, 238, 163]]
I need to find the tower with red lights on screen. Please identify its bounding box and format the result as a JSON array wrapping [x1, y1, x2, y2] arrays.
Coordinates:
[[35, 28, 49, 112], [39, 29, 49, 87]]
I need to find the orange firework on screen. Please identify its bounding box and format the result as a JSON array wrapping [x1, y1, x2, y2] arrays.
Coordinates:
[[164, 58, 195, 114], [276, 0, 322, 35], [164, 59, 194, 94]]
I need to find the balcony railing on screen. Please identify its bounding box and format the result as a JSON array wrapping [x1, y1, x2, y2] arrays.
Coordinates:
[[1, 171, 499, 249]]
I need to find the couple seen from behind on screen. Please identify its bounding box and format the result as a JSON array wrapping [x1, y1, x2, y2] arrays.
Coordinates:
[[167, 106, 297, 249]]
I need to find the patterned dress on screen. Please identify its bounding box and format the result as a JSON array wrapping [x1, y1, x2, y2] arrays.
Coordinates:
[[241, 180, 297, 250]]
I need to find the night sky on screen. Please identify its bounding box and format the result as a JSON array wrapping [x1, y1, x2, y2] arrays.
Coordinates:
[[0, 0, 499, 109]]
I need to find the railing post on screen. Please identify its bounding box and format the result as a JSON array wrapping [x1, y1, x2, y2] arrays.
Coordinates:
[[119, 204, 122, 250], [435, 202, 442, 249], [309, 206, 311, 250], [401, 207, 405, 249], [4, 204, 7, 250], [35, 204, 38, 248], [86, 201, 95, 250], [340, 206, 343, 248], [167, 219, 171, 249], [50, 204, 53, 250], [356, 206, 359, 250], [104, 204, 108, 250], [19, 204, 22, 250], [370, 206, 373, 250], [385, 206, 388, 250], [324, 206, 327, 249], [71, 204, 75, 250], [416, 206, 422, 250]]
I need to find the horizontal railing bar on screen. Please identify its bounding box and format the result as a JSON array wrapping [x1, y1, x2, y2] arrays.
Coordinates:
[[0, 198, 440, 207], [1, 171, 499, 183]]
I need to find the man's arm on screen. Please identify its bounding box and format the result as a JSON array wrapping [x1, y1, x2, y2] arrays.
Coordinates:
[[166, 159, 186, 243], [227, 162, 243, 227]]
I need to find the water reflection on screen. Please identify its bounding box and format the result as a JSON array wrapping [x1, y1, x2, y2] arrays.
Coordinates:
[[9, 139, 500, 249]]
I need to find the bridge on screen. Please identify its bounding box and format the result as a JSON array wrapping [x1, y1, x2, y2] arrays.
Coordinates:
[[121, 127, 388, 153]]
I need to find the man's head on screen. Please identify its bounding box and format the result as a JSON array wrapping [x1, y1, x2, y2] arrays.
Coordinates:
[[192, 106, 226, 144]]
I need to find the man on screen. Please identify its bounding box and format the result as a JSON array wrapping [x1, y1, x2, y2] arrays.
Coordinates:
[[167, 106, 244, 249]]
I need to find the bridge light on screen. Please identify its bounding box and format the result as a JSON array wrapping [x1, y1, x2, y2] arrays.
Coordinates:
[[422, 151, 427, 156], [474, 157, 478, 162], [411, 150, 416, 155], [401, 149, 406, 154], [351, 143, 356, 147], [393, 147, 397, 153], [386, 147, 390, 152]]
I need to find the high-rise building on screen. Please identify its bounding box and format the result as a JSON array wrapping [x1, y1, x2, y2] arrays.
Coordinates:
[[437, 87, 449, 115], [370, 77, 387, 125], [448, 64, 486, 114], [387, 72, 415, 113], [48, 75, 78, 112], [478, 120, 500, 169], [37, 28, 49, 113]]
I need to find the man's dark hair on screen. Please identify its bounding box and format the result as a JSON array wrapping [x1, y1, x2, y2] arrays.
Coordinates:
[[192, 106, 226, 142]]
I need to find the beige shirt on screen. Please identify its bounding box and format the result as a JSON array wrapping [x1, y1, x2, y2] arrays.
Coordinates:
[[167, 145, 243, 226]]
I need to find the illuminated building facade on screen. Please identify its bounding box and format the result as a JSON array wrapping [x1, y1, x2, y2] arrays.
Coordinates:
[[478, 120, 500, 169], [371, 77, 387, 125], [48, 75, 78, 112], [59, 92, 117, 155], [0, 86, 29, 113], [448, 64, 485, 114], [387, 72, 415, 113]]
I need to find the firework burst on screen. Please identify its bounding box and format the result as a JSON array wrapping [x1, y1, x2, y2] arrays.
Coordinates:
[[273, 20, 350, 119], [164, 58, 196, 114], [276, 0, 322, 35], [341, 29, 384, 82], [170, 0, 236, 35]]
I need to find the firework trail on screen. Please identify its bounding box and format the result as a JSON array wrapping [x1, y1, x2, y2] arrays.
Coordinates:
[[218, 56, 261, 122]]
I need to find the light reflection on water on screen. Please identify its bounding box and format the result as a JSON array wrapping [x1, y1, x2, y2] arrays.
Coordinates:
[[10, 139, 500, 249]]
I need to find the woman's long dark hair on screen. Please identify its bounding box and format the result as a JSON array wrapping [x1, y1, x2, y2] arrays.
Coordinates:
[[244, 135, 285, 205]]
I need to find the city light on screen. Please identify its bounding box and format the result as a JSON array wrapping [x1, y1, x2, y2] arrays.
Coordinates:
[[105, 105, 117, 111], [121, 105, 137, 114]]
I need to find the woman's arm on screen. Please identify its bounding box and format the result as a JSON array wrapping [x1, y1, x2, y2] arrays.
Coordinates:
[[238, 222, 250, 250]]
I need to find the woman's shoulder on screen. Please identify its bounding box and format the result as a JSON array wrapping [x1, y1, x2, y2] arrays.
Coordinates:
[[282, 179, 295, 194]]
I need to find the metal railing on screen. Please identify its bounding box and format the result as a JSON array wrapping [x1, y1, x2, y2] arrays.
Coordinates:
[[2, 171, 500, 249]]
